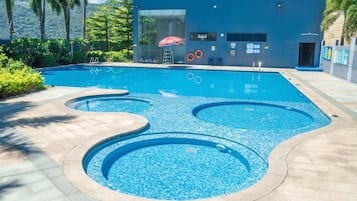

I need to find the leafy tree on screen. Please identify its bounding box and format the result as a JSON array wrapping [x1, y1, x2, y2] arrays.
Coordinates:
[[112, 0, 133, 54], [5, 0, 15, 40], [321, 0, 357, 42], [86, 0, 133, 51], [86, 5, 112, 51]]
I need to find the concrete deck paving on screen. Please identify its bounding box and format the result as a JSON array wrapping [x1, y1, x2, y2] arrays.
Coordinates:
[[0, 64, 356, 201]]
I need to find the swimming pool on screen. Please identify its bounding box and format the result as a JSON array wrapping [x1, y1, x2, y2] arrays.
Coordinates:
[[66, 95, 153, 113], [40, 65, 330, 200]]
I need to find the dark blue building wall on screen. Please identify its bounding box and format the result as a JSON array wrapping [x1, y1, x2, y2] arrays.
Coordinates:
[[133, 0, 325, 67]]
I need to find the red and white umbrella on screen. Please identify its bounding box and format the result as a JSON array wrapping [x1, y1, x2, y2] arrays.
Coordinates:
[[158, 36, 185, 47]]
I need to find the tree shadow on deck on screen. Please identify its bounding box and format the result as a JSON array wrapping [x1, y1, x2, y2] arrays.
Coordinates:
[[0, 129, 42, 156], [0, 180, 24, 199], [0, 101, 76, 128], [0, 100, 76, 158]]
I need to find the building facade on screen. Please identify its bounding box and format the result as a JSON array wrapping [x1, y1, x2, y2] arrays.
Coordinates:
[[132, 0, 325, 67]]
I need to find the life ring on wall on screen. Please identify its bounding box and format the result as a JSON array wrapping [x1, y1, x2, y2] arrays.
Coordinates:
[[194, 49, 204, 59], [186, 52, 195, 62]]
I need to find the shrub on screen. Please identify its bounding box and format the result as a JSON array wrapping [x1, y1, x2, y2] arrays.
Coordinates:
[[104, 49, 133, 62], [105, 51, 124, 62], [72, 51, 87, 63], [39, 54, 57, 67], [5, 38, 49, 67], [0, 53, 9, 67], [46, 39, 70, 65], [72, 38, 90, 52], [0, 54, 45, 98]]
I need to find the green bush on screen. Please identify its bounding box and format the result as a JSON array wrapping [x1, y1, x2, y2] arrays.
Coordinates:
[[5, 38, 49, 67], [72, 51, 87, 63], [4, 38, 133, 67], [104, 49, 133, 62], [46, 39, 70, 65], [0, 54, 45, 98], [0, 53, 9, 67], [105, 51, 124, 62], [39, 54, 57, 67]]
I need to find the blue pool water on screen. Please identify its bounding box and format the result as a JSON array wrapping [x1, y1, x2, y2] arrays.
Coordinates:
[[66, 95, 152, 113], [193, 102, 314, 130], [40, 65, 330, 200]]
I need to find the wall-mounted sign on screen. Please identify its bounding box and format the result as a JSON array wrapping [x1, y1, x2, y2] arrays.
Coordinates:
[[322, 46, 332, 61], [333, 49, 349, 65], [230, 42, 236, 49], [246, 43, 261, 54], [190, 32, 217, 41]]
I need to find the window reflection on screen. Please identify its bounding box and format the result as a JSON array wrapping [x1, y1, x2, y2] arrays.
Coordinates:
[[138, 9, 186, 63]]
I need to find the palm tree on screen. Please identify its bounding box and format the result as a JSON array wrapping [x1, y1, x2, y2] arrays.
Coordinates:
[[29, 0, 47, 40], [321, 0, 357, 42], [83, 0, 88, 38], [49, 0, 81, 41], [5, 0, 15, 40]]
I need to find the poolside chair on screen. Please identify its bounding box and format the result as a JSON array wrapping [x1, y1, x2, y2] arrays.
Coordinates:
[[217, 57, 223, 65], [140, 56, 146, 63], [149, 56, 155, 63], [208, 57, 215, 65]]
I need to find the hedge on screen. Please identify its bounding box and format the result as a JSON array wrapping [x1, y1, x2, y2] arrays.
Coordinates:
[[0, 52, 45, 99]]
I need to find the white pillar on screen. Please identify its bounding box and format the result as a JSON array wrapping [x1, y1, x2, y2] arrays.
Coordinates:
[[347, 37, 356, 81], [330, 40, 338, 75]]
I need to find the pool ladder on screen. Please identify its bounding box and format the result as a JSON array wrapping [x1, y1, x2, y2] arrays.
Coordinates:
[[252, 61, 262, 72], [89, 57, 99, 64]]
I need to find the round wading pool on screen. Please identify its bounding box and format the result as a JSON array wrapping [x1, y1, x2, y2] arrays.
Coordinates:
[[66, 95, 152, 113], [83, 132, 268, 200], [193, 101, 314, 130]]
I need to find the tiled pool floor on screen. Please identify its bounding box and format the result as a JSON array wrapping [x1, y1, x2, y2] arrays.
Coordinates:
[[1, 64, 357, 201]]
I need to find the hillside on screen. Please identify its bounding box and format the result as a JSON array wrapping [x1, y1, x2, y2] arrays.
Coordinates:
[[0, 0, 99, 41]]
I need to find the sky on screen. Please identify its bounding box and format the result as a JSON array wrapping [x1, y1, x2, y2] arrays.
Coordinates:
[[88, 0, 107, 4]]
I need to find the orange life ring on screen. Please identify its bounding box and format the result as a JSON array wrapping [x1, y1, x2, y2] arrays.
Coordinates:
[[194, 49, 203, 59], [186, 52, 195, 62]]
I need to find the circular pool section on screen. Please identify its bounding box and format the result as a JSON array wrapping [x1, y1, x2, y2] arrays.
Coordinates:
[[193, 102, 314, 130], [66, 95, 152, 113], [83, 132, 268, 200]]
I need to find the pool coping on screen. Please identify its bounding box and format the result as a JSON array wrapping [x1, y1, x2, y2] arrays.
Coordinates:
[[60, 65, 347, 201]]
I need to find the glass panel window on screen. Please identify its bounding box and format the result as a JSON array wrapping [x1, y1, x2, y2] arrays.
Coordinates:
[[138, 9, 186, 63]]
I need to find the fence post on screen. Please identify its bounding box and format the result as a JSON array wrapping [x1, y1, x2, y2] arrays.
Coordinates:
[[347, 37, 356, 81]]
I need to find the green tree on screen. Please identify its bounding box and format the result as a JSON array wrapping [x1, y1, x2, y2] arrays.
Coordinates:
[[48, 0, 81, 41], [86, 0, 133, 51], [86, 5, 112, 51], [5, 0, 15, 40], [321, 0, 357, 42], [113, 0, 133, 52]]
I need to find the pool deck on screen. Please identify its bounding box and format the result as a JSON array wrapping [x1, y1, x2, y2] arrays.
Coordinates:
[[1, 63, 357, 201]]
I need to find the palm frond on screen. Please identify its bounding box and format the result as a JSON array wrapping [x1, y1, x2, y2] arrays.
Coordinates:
[[343, 4, 357, 40]]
